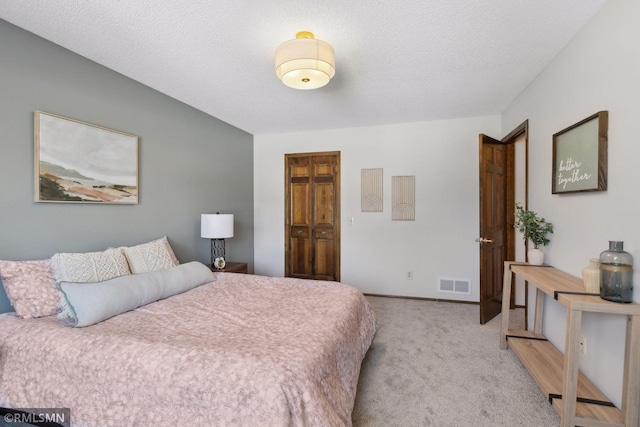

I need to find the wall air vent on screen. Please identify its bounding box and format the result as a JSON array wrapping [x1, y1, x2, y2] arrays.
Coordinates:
[[438, 277, 471, 295]]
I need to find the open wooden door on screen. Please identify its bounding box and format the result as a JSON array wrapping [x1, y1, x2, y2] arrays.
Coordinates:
[[479, 135, 507, 324], [478, 121, 528, 325]]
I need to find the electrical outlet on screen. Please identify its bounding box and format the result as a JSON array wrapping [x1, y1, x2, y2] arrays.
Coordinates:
[[580, 335, 586, 354], [407, 271, 413, 280]]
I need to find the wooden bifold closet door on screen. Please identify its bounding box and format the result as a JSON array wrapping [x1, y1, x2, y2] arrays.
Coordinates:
[[285, 152, 340, 281]]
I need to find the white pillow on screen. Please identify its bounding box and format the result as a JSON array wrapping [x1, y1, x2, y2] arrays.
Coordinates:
[[122, 236, 179, 274], [51, 248, 131, 283]]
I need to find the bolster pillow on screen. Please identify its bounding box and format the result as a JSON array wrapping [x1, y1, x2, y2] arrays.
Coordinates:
[[58, 261, 214, 327]]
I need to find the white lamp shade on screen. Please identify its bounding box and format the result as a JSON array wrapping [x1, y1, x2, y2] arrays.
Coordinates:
[[275, 35, 335, 90], [201, 214, 234, 239]]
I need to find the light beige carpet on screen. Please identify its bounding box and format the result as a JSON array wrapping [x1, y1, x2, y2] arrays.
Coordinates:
[[352, 296, 561, 426]]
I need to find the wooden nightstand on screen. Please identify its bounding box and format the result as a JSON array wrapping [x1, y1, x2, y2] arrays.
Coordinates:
[[212, 262, 248, 274]]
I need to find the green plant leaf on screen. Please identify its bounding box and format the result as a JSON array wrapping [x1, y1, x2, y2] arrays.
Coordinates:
[[513, 203, 554, 249]]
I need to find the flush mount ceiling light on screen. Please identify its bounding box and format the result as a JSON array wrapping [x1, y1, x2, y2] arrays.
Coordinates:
[[275, 31, 335, 90]]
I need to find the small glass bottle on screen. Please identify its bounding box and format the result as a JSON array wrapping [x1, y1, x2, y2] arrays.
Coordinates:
[[599, 241, 634, 303]]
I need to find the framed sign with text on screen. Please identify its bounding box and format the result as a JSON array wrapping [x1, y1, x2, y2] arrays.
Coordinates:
[[552, 111, 608, 194]]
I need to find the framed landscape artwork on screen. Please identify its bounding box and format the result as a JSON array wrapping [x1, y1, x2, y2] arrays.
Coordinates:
[[34, 111, 139, 204], [552, 111, 608, 194]]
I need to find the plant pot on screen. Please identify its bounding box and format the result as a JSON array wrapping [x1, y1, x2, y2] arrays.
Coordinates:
[[528, 248, 545, 266]]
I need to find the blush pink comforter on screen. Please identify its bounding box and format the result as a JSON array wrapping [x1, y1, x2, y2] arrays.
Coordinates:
[[0, 273, 378, 427]]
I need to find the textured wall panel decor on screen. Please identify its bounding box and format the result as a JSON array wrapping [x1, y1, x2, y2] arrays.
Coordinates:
[[392, 175, 415, 220], [361, 168, 383, 212]]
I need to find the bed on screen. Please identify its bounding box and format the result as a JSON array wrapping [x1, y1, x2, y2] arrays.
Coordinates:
[[0, 258, 378, 427]]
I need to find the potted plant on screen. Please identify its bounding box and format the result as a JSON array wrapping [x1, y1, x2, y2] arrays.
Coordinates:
[[514, 203, 554, 265]]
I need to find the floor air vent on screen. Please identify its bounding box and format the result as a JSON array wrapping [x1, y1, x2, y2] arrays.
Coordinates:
[[438, 277, 471, 295]]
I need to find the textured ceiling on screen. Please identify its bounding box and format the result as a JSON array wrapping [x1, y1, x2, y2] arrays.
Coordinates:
[[0, 0, 607, 135]]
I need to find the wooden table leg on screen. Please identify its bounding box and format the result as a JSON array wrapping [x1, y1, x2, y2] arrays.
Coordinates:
[[500, 261, 513, 350], [561, 308, 582, 427], [534, 288, 545, 335], [622, 315, 640, 426]]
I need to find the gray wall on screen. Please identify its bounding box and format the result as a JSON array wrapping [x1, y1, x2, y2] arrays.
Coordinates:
[[0, 19, 254, 312]]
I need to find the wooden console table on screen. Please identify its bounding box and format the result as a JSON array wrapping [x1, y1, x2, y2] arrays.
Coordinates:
[[500, 261, 640, 427]]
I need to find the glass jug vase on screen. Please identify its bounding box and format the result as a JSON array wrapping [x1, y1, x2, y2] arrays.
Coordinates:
[[599, 241, 633, 303]]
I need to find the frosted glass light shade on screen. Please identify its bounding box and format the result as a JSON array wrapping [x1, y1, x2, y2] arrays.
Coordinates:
[[201, 214, 234, 239], [275, 32, 335, 90]]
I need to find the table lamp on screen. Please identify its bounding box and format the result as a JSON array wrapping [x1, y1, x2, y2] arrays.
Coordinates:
[[201, 213, 234, 269]]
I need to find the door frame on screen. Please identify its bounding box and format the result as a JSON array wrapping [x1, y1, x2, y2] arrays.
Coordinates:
[[479, 120, 528, 324], [503, 121, 529, 326]]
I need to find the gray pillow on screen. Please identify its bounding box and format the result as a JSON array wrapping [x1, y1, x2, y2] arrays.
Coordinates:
[[58, 261, 214, 327]]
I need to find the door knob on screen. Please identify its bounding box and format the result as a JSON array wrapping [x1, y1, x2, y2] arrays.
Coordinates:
[[475, 237, 494, 244], [297, 230, 302, 234]]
